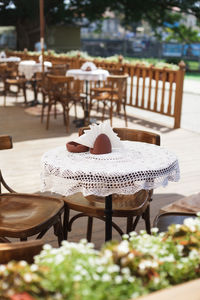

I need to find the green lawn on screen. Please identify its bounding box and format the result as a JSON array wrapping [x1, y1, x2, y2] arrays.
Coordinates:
[[185, 72, 200, 81]]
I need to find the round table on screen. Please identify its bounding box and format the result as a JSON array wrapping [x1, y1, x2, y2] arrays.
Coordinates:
[[66, 69, 109, 125], [0, 56, 21, 63], [41, 141, 180, 240], [18, 60, 52, 80]]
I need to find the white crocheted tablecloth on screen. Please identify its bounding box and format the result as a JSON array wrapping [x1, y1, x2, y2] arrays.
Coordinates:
[[41, 141, 180, 197]]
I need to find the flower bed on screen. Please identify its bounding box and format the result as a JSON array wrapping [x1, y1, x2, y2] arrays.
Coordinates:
[[1, 215, 200, 300]]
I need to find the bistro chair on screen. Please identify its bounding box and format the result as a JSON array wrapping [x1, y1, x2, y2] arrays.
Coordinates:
[[0, 240, 44, 264], [0, 135, 64, 245], [4, 62, 28, 106], [89, 74, 128, 126], [46, 74, 85, 132], [48, 63, 70, 75], [153, 212, 197, 233], [63, 127, 160, 241]]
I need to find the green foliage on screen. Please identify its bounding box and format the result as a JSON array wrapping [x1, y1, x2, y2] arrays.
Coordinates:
[[165, 25, 200, 44]]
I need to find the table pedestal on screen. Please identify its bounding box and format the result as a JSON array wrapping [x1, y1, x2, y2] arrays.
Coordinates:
[[105, 195, 113, 241]]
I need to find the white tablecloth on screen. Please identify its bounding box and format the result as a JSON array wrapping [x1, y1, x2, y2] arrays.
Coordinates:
[[0, 56, 21, 63], [66, 69, 109, 81], [41, 141, 180, 197], [18, 60, 52, 80]]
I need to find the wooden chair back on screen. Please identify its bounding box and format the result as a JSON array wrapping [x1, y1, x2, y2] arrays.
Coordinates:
[[79, 127, 160, 146], [47, 74, 74, 101], [104, 74, 128, 103], [48, 64, 69, 75], [0, 240, 44, 264], [113, 128, 160, 145]]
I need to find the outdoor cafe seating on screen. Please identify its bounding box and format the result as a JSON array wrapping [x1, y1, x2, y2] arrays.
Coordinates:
[[60, 127, 160, 241]]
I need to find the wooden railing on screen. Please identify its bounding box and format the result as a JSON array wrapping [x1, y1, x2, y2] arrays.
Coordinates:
[[7, 51, 185, 128]]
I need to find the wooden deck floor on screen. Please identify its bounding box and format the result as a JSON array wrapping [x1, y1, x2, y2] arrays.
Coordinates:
[[0, 91, 200, 249]]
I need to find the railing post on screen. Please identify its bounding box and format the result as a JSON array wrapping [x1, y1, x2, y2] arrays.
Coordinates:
[[174, 60, 185, 129]]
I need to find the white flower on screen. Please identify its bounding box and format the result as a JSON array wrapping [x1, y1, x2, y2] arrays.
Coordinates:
[[151, 227, 159, 234], [19, 260, 27, 267], [43, 244, 52, 250], [73, 274, 82, 281], [0, 265, 6, 272], [116, 240, 129, 255], [30, 264, 38, 272], [115, 275, 123, 284], [24, 273, 33, 282], [101, 273, 111, 282], [107, 265, 120, 273]]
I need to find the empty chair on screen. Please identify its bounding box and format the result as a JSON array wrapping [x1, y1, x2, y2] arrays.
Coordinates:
[[90, 74, 128, 126], [63, 127, 160, 241], [4, 62, 27, 106], [0, 135, 64, 245], [153, 212, 197, 233], [48, 63, 69, 75], [46, 74, 84, 132]]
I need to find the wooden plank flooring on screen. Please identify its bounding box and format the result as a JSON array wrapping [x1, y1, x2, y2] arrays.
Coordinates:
[[0, 90, 200, 249]]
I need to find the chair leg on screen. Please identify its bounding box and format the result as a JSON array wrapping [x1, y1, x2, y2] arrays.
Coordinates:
[[41, 94, 45, 123], [54, 215, 64, 246], [22, 84, 27, 105], [126, 216, 133, 234], [63, 205, 70, 240], [142, 205, 151, 234], [66, 107, 70, 133], [123, 103, 128, 127], [86, 216, 93, 242], [132, 215, 141, 231], [109, 102, 113, 127], [46, 103, 52, 130]]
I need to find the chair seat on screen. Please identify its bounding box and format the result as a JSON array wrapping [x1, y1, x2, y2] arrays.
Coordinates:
[[0, 193, 64, 236], [5, 78, 26, 85], [63, 190, 149, 218], [153, 212, 197, 232]]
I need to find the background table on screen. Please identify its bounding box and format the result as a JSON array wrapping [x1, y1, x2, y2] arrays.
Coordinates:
[[66, 69, 109, 125], [18, 60, 52, 80], [41, 141, 180, 240], [0, 56, 21, 63], [18, 60, 52, 105]]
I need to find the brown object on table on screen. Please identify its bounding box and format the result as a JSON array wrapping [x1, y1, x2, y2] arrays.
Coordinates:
[[85, 66, 92, 71], [0, 135, 64, 245], [0, 240, 44, 264], [90, 134, 112, 154], [62, 127, 161, 242], [66, 141, 89, 153]]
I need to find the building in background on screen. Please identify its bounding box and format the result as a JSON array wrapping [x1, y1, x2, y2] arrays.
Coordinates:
[[0, 26, 16, 49]]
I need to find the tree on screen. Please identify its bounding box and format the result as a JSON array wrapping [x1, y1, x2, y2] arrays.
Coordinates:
[[0, 0, 199, 50]]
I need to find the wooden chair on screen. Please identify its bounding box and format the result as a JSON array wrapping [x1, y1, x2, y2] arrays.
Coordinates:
[[0, 240, 44, 264], [4, 62, 27, 106], [63, 127, 160, 241], [90, 74, 128, 126], [48, 63, 70, 75], [153, 212, 197, 233], [46, 74, 84, 132], [0, 135, 64, 245]]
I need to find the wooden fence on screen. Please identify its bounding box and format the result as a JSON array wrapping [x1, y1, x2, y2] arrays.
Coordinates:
[[7, 51, 185, 128]]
